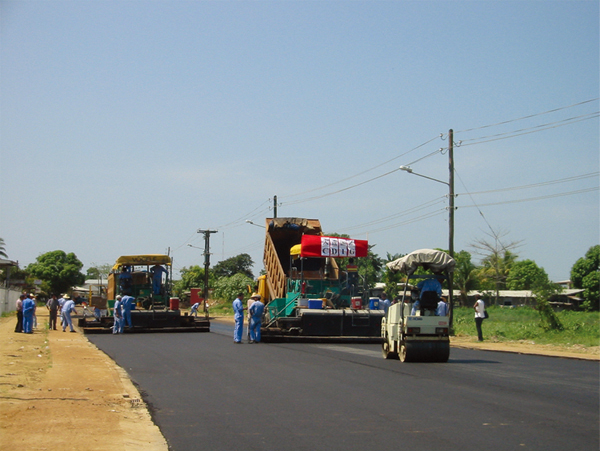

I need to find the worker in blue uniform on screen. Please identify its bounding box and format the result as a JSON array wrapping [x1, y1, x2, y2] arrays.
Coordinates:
[[22, 294, 35, 334], [121, 295, 135, 329], [150, 264, 168, 295], [119, 266, 133, 295], [113, 295, 124, 334], [190, 302, 200, 317], [61, 296, 77, 332], [232, 293, 245, 343], [248, 293, 265, 344]]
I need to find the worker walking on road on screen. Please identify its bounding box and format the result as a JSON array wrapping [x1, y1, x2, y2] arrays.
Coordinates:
[[248, 293, 264, 344], [61, 295, 77, 333], [113, 295, 124, 334], [190, 302, 200, 317], [121, 295, 135, 329], [232, 293, 245, 344]]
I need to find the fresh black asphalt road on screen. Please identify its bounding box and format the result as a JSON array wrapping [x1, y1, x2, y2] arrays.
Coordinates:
[[88, 322, 599, 451]]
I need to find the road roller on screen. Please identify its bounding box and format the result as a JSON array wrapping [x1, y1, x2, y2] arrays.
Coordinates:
[[381, 249, 455, 362]]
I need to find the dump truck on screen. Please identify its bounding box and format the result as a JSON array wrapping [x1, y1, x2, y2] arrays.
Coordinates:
[[381, 249, 455, 362], [79, 254, 209, 334], [260, 217, 384, 342]]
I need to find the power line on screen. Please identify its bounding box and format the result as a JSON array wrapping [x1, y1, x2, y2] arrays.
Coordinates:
[[456, 172, 599, 196], [459, 187, 598, 208], [455, 98, 599, 133]]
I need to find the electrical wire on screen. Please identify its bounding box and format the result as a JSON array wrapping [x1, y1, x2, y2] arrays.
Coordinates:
[[280, 135, 442, 201], [455, 98, 599, 133], [456, 172, 599, 196], [459, 187, 598, 208]]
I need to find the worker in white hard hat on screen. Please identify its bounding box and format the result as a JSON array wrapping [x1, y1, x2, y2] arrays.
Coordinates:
[[248, 293, 265, 344]]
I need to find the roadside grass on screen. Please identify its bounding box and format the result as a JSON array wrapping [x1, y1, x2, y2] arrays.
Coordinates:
[[453, 306, 600, 347]]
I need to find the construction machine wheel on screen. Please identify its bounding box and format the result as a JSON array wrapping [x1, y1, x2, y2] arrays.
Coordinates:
[[381, 336, 399, 360], [399, 342, 414, 362], [400, 341, 449, 363]]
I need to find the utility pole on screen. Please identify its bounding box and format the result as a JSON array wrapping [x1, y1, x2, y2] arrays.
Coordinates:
[[273, 195, 277, 218], [197, 229, 218, 316], [448, 129, 455, 331]]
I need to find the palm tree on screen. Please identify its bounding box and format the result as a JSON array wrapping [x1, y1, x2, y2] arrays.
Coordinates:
[[0, 238, 7, 259]]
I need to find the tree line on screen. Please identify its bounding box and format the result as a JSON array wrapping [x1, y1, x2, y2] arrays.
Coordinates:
[[1, 237, 598, 311]]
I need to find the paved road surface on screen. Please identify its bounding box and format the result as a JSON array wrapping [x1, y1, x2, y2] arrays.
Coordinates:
[[89, 322, 599, 451]]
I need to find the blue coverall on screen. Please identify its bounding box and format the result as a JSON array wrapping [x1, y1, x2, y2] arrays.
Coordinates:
[[121, 295, 135, 328], [113, 300, 123, 334], [232, 297, 244, 343], [190, 302, 200, 317], [151, 265, 167, 295], [248, 300, 265, 343], [22, 297, 35, 334], [61, 300, 76, 332]]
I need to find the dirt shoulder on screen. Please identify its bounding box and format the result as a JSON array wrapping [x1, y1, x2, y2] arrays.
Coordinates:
[[0, 309, 167, 451]]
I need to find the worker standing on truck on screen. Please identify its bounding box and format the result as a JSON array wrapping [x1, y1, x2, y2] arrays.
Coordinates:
[[119, 266, 133, 295], [248, 293, 264, 344], [150, 264, 168, 295], [232, 293, 245, 344], [121, 295, 135, 329]]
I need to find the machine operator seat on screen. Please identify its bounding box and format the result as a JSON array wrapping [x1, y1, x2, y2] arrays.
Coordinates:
[[420, 291, 438, 316]]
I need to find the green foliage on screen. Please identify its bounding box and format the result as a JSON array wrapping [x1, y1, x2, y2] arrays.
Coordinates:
[[212, 253, 254, 279], [452, 307, 599, 347], [506, 260, 550, 290], [172, 265, 216, 297], [26, 250, 85, 295], [570, 245, 600, 311], [452, 250, 479, 306], [85, 264, 111, 280], [357, 245, 383, 290], [212, 273, 254, 302], [533, 283, 563, 330], [383, 252, 405, 300]]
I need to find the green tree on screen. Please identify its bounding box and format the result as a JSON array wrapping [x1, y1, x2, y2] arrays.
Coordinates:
[[570, 245, 600, 311], [212, 273, 254, 302], [86, 264, 112, 281], [383, 252, 405, 300], [357, 245, 383, 290], [27, 250, 85, 295], [506, 260, 550, 290], [533, 282, 563, 330], [172, 265, 216, 297], [472, 230, 521, 305], [453, 250, 479, 306], [212, 254, 254, 279]]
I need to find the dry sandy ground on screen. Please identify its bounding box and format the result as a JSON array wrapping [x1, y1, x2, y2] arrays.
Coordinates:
[[1, 310, 597, 451]]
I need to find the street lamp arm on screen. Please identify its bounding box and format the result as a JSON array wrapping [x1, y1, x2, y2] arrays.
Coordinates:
[[399, 166, 449, 186]]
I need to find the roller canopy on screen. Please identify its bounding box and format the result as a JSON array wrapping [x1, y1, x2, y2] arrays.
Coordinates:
[[386, 249, 455, 274], [295, 235, 368, 258]]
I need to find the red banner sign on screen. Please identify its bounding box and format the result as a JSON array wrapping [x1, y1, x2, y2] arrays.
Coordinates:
[[300, 235, 368, 258]]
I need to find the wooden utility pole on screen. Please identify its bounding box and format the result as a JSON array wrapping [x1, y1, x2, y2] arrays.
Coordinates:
[[273, 195, 277, 218], [197, 229, 218, 316], [448, 129, 455, 330]]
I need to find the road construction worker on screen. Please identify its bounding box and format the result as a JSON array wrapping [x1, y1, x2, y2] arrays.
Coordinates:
[[190, 302, 200, 317], [113, 295, 124, 334], [121, 295, 135, 329], [22, 294, 35, 334], [61, 295, 77, 333], [232, 293, 245, 344], [248, 293, 264, 344], [150, 264, 168, 295], [119, 266, 133, 295]]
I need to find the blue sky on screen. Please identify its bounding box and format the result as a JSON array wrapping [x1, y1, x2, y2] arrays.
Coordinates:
[[1, 0, 598, 282]]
